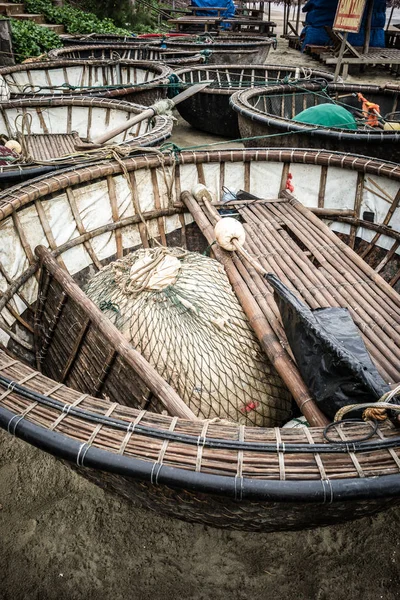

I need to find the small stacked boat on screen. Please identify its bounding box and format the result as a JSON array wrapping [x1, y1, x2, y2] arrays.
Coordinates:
[[0, 97, 173, 184], [230, 81, 400, 161], [174, 64, 334, 137]]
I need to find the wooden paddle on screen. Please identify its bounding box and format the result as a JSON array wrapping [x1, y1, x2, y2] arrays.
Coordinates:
[[75, 80, 213, 151]]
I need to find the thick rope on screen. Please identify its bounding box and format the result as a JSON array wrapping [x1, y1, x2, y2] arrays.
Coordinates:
[[334, 384, 400, 423]]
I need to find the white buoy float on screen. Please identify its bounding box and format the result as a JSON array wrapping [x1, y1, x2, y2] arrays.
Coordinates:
[[191, 183, 247, 252]]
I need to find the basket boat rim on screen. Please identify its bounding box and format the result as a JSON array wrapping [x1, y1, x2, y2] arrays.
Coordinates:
[[1, 395, 400, 503], [164, 37, 274, 49], [1, 147, 400, 500], [0, 59, 171, 76], [47, 44, 207, 58], [174, 64, 335, 95], [3, 146, 400, 216], [0, 60, 172, 98]]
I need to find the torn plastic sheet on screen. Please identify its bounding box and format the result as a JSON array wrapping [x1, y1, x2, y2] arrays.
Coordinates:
[[265, 273, 390, 420]]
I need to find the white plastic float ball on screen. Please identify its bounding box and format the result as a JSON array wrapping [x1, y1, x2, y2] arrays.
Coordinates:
[[214, 217, 246, 252], [5, 140, 22, 154]]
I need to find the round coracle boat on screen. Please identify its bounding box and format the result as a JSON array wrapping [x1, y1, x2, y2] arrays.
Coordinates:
[[1, 148, 400, 533], [163, 36, 274, 65], [175, 64, 335, 137], [47, 44, 208, 67], [230, 82, 400, 161], [0, 60, 171, 105], [0, 96, 173, 185]]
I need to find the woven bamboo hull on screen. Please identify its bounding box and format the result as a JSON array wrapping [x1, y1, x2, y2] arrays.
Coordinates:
[[237, 118, 400, 161], [175, 65, 335, 137], [0, 97, 173, 186], [1, 149, 400, 532], [47, 45, 206, 67], [165, 37, 273, 65], [230, 82, 400, 161], [78, 468, 400, 532], [0, 60, 171, 104]]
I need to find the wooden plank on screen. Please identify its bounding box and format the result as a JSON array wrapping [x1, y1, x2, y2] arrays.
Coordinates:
[[35, 245, 198, 420]]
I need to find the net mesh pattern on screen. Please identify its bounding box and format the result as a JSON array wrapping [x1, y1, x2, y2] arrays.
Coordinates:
[[84, 248, 292, 426]]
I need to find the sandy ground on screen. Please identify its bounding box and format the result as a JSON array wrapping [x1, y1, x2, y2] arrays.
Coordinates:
[[1, 429, 400, 600], [2, 18, 400, 600]]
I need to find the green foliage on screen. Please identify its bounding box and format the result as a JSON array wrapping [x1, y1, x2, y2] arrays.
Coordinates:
[[10, 18, 62, 62], [76, 0, 160, 32], [23, 0, 131, 34]]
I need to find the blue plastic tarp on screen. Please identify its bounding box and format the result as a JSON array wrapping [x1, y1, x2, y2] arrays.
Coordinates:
[[301, 0, 387, 50], [190, 0, 235, 19]]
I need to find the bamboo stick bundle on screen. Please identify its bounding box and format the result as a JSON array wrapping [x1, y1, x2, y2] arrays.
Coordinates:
[[266, 200, 400, 330], [274, 203, 400, 333], [274, 200, 400, 322], [214, 196, 400, 385], [257, 201, 400, 372], [241, 210, 391, 374], [264, 202, 400, 376], [180, 189, 329, 428], [241, 205, 398, 383], [281, 191, 400, 311]]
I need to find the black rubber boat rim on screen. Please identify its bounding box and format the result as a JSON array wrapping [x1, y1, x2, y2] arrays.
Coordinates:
[[1, 402, 400, 502]]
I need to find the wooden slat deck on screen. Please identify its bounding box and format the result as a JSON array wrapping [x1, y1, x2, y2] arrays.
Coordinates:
[[232, 195, 400, 385], [21, 132, 81, 161], [322, 47, 400, 79]]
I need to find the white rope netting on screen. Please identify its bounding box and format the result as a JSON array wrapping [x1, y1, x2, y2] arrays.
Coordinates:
[[84, 247, 292, 426]]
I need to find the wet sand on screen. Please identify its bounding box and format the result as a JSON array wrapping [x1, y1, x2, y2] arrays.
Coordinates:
[[2, 30, 400, 600], [1, 429, 400, 600]]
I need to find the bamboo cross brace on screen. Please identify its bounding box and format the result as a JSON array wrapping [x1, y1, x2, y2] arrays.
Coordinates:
[[360, 185, 400, 260], [34, 245, 198, 421]]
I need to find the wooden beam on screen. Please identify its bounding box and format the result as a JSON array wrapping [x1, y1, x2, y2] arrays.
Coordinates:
[[334, 31, 349, 81], [363, 0, 374, 55]]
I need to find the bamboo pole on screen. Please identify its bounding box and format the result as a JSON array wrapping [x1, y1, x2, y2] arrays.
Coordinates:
[[334, 31, 348, 82], [267, 203, 400, 377], [180, 190, 329, 427], [386, 5, 395, 31], [34, 245, 198, 421], [363, 0, 374, 55], [295, 0, 301, 36]]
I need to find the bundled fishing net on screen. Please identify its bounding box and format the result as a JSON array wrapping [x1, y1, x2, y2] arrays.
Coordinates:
[[84, 247, 292, 426]]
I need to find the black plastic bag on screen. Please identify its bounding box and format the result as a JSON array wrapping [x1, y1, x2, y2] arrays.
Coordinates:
[[265, 273, 390, 420]]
